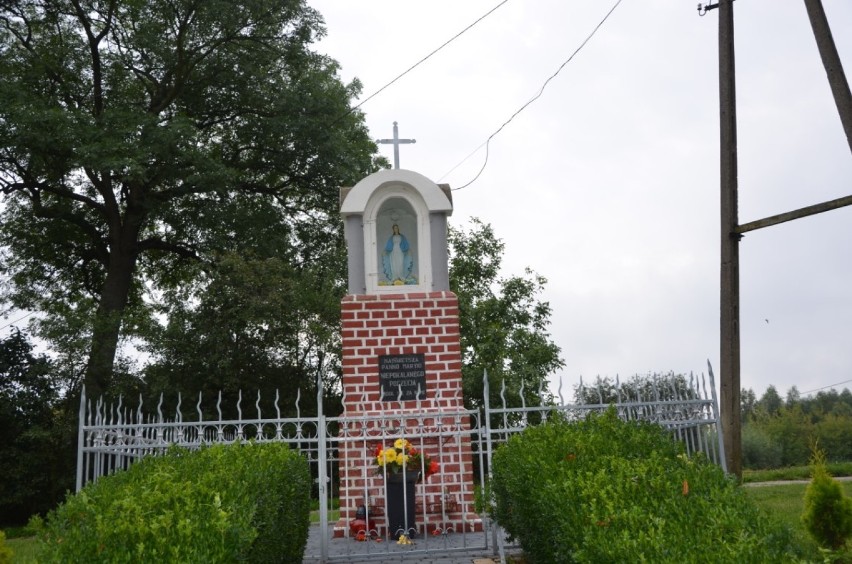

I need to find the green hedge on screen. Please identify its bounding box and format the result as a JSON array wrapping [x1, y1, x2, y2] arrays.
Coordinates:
[[491, 409, 801, 563], [39, 442, 310, 563]]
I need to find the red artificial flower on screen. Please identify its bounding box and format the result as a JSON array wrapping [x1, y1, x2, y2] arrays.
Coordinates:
[[428, 459, 440, 476]]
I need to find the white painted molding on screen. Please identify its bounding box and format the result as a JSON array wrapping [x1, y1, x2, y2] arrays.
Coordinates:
[[341, 169, 452, 216]]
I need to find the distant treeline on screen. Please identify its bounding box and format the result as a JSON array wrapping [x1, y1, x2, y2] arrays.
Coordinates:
[[741, 385, 852, 469], [574, 374, 852, 470]]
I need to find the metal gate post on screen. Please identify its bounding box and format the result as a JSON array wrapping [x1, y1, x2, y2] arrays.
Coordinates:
[[75, 385, 87, 492], [316, 375, 329, 563], [482, 370, 507, 562]]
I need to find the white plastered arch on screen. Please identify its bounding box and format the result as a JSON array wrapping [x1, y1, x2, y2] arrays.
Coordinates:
[[342, 169, 452, 294]]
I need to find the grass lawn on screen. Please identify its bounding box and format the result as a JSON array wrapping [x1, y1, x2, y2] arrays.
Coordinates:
[[744, 462, 852, 483], [744, 480, 852, 562], [309, 508, 341, 523], [6, 536, 39, 564]]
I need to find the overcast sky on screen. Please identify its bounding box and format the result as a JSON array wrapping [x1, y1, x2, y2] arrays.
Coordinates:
[[310, 0, 852, 400]]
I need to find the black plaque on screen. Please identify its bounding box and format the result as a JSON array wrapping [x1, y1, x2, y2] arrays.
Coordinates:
[[379, 354, 427, 401]]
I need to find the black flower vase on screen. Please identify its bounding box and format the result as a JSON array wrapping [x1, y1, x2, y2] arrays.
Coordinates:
[[385, 471, 419, 539]]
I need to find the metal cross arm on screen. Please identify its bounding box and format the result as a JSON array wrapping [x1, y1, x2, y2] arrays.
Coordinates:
[[376, 121, 416, 169]]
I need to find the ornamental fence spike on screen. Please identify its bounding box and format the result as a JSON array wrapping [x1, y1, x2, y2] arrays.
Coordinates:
[[256, 390, 262, 420], [277, 389, 283, 420], [557, 376, 564, 406], [196, 392, 203, 421], [482, 369, 490, 409], [216, 391, 223, 421], [176, 392, 183, 424], [615, 374, 622, 404], [236, 390, 242, 421]]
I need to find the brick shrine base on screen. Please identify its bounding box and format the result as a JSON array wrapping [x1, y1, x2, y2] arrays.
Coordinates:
[[334, 511, 484, 539], [337, 291, 477, 539]]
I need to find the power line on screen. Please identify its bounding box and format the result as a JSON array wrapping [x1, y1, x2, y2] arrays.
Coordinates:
[[0, 311, 35, 332], [446, 0, 624, 191], [799, 379, 852, 396], [346, 0, 511, 117]]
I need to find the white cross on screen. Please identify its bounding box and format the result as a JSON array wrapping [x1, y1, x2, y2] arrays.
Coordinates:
[[376, 121, 416, 169]]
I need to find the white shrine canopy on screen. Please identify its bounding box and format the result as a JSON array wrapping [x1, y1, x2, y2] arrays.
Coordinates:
[[341, 169, 453, 295]]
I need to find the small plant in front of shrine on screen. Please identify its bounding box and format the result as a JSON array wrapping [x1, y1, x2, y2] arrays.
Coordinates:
[[374, 438, 439, 479]]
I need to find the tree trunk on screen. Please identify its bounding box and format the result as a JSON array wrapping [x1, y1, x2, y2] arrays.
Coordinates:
[[84, 218, 143, 400]]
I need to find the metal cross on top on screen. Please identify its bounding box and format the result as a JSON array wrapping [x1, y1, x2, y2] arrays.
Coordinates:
[[376, 121, 416, 169]]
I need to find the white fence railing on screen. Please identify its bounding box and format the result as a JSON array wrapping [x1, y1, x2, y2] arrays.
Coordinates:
[[76, 367, 725, 562]]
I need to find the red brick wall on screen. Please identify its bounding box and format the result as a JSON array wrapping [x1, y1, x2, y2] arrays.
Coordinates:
[[336, 291, 479, 535], [340, 291, 464, 413]]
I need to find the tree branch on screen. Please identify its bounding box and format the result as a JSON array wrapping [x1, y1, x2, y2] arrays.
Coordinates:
[[137, 238, 199, 260], [28, 191, 110, 266]]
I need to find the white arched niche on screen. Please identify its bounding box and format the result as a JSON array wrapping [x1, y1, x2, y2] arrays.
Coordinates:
[[366, 189, 427, 291], [341, 169, 452, 295]]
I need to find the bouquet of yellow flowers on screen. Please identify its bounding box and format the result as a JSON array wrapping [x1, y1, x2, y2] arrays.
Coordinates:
[[374, 438, 439, 478]]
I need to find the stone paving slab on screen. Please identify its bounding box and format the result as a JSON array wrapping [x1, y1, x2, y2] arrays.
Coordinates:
[[303, 524, 523, 564]]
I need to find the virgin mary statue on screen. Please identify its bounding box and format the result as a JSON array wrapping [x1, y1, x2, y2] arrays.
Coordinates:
[[382, 224, 414, 284]]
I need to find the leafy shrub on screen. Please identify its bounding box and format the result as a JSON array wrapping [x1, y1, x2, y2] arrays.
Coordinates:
[[802, 446, 852, 551], [39, 442, 310, 562], [742, 423, 783, 469], [0, 531, 13, 564], [815, 414, 852, 463], [491, 409, 799, 563]]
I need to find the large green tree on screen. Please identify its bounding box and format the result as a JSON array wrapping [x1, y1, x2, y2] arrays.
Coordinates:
[[0, 329, 74, 526], [140, 219, 563, 417], [141, 250, 344, 418], [448, 218, 564, 410], [0, 0, 379, 399]]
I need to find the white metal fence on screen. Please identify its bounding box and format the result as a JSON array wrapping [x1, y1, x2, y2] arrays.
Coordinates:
[[76, 368, 725, 562]]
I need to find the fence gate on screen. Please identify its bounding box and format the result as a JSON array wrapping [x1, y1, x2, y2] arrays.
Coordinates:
[[77, 369, 725, 563]]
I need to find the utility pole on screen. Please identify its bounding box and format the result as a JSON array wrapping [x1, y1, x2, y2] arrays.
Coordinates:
[[803, 0, 852, 155], [703, 0, 852, 479], [717, 0, 742, 479]]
